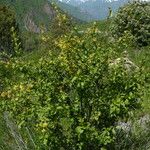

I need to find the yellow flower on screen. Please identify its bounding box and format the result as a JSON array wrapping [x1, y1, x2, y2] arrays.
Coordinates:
[[62, 15, 67, 20], [7, 90, 11, 98], [1, 92, 6, 97], [41, 36, 47, 42], [39, 122, 48, 128], [42, 129, 46, 133], [42, 122, 48, 128], [13, 85, 18, 90], [19, 84, 25, 91]]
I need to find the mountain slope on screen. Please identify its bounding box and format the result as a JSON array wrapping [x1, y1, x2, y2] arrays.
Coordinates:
[[59, 0, 128, 20], [53, 0, 93, 21], [0, 0, 83, 33], [81, 0, 128, 20], [0, 0, 57, 32], [59, 0, 84, 6]]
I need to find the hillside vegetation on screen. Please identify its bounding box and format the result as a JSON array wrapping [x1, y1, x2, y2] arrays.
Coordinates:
[[52, 0, 93, 21], [0, 0, 74, 32], [0, 0, 90, 33], [0, 1, 150, 150], [0, 0, 52, 32]]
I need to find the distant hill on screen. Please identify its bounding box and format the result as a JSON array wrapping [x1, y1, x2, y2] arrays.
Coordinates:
[[59, 0, 83, 6], [59, 0, 128, 20], [53, 0, 93, 21]]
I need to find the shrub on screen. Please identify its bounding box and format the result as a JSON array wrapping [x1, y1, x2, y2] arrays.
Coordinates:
[[0, 25, 144, 149], [0, 5, 21, 54], [50, 3, 74, 39], [112, 1, 150, 46]]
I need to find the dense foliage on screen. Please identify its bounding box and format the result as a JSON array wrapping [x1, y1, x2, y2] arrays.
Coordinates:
[[0, 5, 21, 54], [0, 1, 149, 149], [0, 0, 54, 31], [50, 10, 74, 39], [0, 24, 144, 149], [112, 1, 150, 46]]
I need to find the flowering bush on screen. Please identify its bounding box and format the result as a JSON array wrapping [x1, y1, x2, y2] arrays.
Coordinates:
[[0, 25, 144, 149]]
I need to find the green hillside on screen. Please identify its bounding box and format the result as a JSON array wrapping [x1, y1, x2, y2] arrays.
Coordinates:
[[0, 0, 80, 33], [0, 0, 91, 33], [0, 0, 56, 32], [53, 0, 93, 21]]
